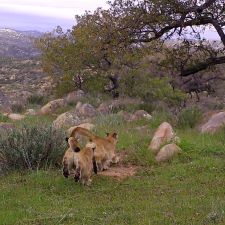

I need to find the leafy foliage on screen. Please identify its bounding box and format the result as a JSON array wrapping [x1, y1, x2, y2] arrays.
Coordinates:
[[178, 107, 203, 128], [0, 123, 66, 172], [36, 0, 225, 101], [27, 94, 45, 105]]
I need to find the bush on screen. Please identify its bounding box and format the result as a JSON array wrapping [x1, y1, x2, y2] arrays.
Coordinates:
[[178, 107, 203, 128], [55, 73, 75, 97], [150, 110, 175, 128], [0, 123, 66, 172], [119, 67, 186, 107], [11, 103, 24, 113], [0, 114, 9, 122], [27, 94, 45, 105]]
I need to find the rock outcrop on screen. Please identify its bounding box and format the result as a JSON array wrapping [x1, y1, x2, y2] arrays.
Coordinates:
[[5, 113, 25, 121], [40, 98, 66, 115], [65, 90, 85, 104], [75, 102, 98, 118], [200, 112, 225, 134], [129, 110, 152, 121], [148, 122, 176, 154], [155, 143, 181, 163], [52, 111, 81, 130]]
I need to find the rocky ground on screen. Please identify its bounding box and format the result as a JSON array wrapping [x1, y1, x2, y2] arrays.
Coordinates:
[[0, 58, 52, 106]]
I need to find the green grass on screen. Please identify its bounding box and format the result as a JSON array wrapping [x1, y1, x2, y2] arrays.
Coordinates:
[[0, 114, 10, 123], [0, 114, 225, 224]]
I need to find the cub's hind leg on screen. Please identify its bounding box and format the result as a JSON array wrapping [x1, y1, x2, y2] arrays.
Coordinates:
[[74, 167, 80, 182]]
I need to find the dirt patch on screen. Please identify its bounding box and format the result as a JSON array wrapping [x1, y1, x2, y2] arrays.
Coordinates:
[[70, 150, 138, 181], [98, 150, 138, 180], [99, 165, 138, 181]]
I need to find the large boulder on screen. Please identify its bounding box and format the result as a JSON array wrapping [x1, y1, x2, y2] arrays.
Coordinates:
[[40, 98, 66, 115], [148, 122, 176, 154], [129, 110, 152, 121], [200, 112, 225, 134], [98, 98, 143, 115], [75, 102, 98, 118], [65, 90, 85, 104], [24, 109, 37, 116], [117, 111, 132, 121], [52, 111, 81, 130], [155, 143, 181, 163]]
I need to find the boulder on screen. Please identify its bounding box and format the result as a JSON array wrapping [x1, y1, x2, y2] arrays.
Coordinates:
[[129, 110, 152, 121], [5, 113, 25, 121], [98, 98, 143, 115], [200, 112, 225, 134], [117, 111, 132, 121], [75, 102, 98, 118], [148, 122, 175, 154], [24, 109, 37, 116], [65, 90, 85, 103], [52, 111, 81, 130], [156, 143, 181, 163], [40, 98, 66, 115]]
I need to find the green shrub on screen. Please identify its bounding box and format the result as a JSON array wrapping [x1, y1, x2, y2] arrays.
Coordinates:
[[83, 74, 107, 94], [0, 114, 9, 122], [119, 66, 186, 107], [149, 110, 175, 128], [55, 73, 75, 97], [27, 94, 45, 105], [178, 107, 203, 128], [11, 103, 24, 113], [0, 123, 66, 172]]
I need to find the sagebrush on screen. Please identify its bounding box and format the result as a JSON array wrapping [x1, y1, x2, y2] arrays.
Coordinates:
[[0, 123, 66, 172]]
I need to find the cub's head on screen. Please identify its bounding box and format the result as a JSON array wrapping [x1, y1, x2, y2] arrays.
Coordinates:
[[65, 137, 81, 152], [106, 132, 118, 143]]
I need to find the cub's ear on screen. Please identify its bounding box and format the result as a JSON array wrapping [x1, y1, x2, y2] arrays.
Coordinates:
[[74, 147, 81, 152], [65, 137, 69, 142], [112, 133, 118, 138], [106, 132, 109, 136]]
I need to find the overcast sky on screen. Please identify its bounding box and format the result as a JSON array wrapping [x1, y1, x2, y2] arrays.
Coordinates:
[[0, 0, 109, 31], [0, 0, 221, 40]]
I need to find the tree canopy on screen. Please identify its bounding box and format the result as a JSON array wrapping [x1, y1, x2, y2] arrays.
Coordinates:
[[36, 0, 225, 97]]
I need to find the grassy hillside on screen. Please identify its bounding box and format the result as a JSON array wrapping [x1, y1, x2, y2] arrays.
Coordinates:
[[0, 114, 225, 225]]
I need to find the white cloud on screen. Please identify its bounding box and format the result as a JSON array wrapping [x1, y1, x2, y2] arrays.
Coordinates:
[[0, 0, 109, 19]]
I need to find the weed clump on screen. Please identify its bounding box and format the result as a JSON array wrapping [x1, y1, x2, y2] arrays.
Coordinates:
[[0, 123, 66, 172], [178, 107, 202, 129]]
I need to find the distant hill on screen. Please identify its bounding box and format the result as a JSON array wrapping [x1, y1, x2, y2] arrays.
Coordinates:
[[0, 28, 42, 59]]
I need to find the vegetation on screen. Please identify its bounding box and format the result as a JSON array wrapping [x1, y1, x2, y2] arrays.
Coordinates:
[[0, 114, 225, 224], [177, 107, 203, 128], [0, 114, 10, 123], [11, 103, 25, 113], [0, 123, 66, 172], [27, 94, 45, 105], [1, 0, 225, 224], [36, 0, 225, 100]]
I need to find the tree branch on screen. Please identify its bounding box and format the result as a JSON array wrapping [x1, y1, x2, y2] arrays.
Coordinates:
[[211, 19, 225, 46], [181, 56, 225, 76]]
